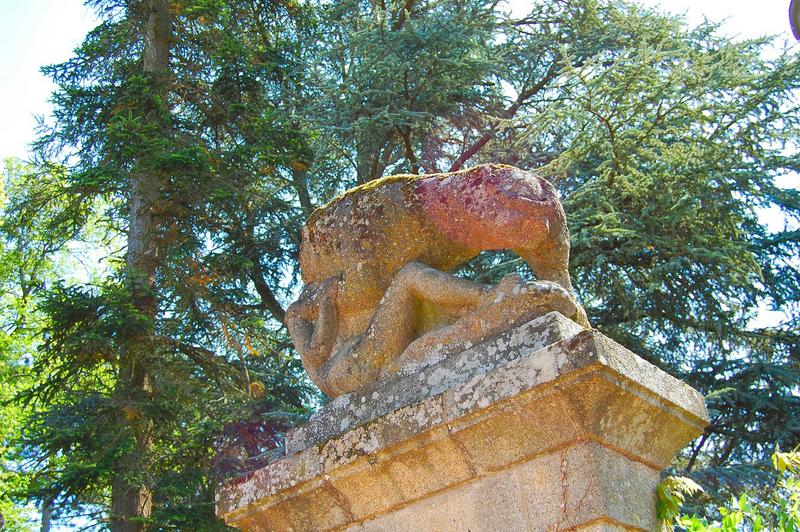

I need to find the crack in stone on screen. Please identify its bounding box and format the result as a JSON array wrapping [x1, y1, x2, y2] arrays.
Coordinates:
[[446, 422, 478, 478], [559, 447, 569, 521], [324, 478, 356, 524]]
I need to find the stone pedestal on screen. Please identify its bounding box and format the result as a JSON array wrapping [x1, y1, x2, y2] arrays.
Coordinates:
[[216, 312, 709, 531]]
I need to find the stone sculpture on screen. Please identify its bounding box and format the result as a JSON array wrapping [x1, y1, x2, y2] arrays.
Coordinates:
[[219, 164, 708, 530], [285, 164, 589, 397]]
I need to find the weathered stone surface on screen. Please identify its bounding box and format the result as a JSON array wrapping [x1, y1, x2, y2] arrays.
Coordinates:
[[352, 443, 659, 532], [216, 314, 709, 531], [285, 164, 589, 397], [286, 311, 583, 455]]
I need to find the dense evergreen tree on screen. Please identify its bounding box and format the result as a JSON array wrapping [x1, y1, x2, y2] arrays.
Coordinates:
[[1, 0, 798, 528], [3, 0, 316, 529], [302, 0, 800, 512]]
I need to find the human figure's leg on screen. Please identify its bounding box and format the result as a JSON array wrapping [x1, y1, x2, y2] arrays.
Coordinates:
[[322, 262, 488, 395]]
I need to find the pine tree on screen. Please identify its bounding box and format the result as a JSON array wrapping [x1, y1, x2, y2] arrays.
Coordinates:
[[304, 0, 800, 512], [4, 0, 316, 528]]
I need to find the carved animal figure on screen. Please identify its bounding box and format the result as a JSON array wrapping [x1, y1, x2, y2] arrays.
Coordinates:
[[286, 164, 587, 396]]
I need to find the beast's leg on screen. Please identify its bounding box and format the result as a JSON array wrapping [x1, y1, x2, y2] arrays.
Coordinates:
[[515, 245, 590, 327], [323, 262, 488, 395]]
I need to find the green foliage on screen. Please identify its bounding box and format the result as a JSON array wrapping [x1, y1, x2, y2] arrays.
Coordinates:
[[1, 160, 54, 531], [660, 449, 800, 531], [544, 13, 800, 507], [658, 476, 704, 531], [314, 0, 498, 179]]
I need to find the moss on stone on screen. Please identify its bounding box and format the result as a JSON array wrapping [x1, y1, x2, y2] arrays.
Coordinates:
[[306, 164, 517, 226]]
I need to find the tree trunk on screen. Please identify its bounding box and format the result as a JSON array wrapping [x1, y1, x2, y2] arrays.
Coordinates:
[[40, 499, 52, 532], [110, 1, 171, 530]]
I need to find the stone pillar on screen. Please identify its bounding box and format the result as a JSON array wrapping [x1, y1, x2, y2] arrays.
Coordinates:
[[216, 312, 709, 531]]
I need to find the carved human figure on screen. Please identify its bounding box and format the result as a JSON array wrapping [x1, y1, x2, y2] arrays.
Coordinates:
[[285, 164, 588, 397]]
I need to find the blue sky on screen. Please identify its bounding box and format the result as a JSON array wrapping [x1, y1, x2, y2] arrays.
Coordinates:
[[1, 0, 98, 161]]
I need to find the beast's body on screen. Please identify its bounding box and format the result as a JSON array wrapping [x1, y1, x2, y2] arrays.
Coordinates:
[[301, 164, 571, 337], [289, 164, 582, 395]]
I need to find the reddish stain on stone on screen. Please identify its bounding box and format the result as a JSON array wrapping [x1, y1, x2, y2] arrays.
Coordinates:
[[415, 165, 558, 252]]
